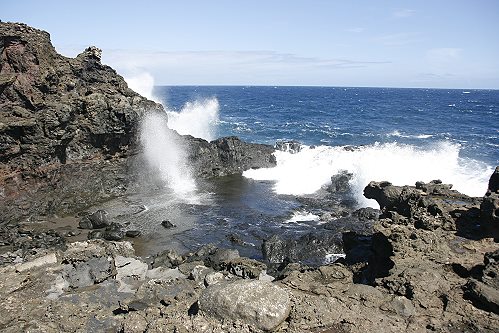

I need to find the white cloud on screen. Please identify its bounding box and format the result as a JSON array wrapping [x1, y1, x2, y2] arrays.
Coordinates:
[[393, 9, 416, 18], [101, 49, 390, 85]]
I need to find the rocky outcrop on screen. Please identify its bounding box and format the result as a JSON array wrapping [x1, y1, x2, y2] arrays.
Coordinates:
[[0, 22, 276, 223], [187, 136, 276, 178], [481, 166, 499, 240], [0, 23, 162, 173]]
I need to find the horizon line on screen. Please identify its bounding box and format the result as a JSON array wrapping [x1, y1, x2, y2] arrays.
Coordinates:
[[152, 84, 499, 91]]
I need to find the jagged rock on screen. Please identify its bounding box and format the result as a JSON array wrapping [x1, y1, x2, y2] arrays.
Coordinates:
[[481, 167, 499, 239], [187, 136, 276, 178], [487, 166, 499, 193], [0, 22, 276, 223], [220, 257, 267, 279], [199, 280, 291, 331], [327, 170, 353, 193], [465, 279, 499, 314], [262, 232, 342, 264], [483, 250, 499, 289], [275, 140, 301, 154], [152, 249, 184, 268]]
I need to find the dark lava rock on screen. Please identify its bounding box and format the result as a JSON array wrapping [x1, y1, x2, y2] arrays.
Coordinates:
[[125, 230, 141, 238], [275, 140, 302, 154], [161, 220, 176, 229], [262, 232, 342, 265], [327, 170, 353, 193], [0, 224, 66, 257], [79, 209, 110, 229], [219, 257, 267, 279], [481, 167, 499, 239], [487, 166, 499, 193], [187, 136, 276, 178], [87, 222, 125, 241]]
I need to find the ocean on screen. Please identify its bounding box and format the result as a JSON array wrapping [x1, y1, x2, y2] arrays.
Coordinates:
[[124, 86, 499, 261]]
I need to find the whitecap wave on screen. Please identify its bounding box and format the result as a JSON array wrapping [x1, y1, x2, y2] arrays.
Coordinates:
[[388, 130, 433, 139], [243, 141, 493, 208]]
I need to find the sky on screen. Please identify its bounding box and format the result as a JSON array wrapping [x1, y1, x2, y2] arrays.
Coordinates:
[[2, 0, 499, 89]]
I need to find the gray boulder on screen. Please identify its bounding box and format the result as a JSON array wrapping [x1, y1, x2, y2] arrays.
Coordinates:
[[199, 280, 290, 331]]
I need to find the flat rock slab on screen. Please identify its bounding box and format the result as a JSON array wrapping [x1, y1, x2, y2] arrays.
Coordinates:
[[199, 279, 290, 331]]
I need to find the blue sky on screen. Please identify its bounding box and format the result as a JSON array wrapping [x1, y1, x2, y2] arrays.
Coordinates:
[[3, 0, 499, 88]]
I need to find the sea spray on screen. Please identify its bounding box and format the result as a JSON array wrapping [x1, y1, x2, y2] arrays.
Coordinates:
[[140, 113, 197, 200], [166, 98, 220, 141], [124, 72, 161, 103], [243, 141, 493, 208]]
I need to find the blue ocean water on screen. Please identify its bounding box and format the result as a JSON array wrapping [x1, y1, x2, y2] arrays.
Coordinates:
[[159, 86, 498, 166], [123, 86, 499, 260]]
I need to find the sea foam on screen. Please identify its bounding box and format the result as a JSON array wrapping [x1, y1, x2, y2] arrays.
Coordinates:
[[243, 141, 493, 208]]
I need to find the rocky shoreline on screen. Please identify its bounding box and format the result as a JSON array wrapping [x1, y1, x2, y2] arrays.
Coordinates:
[[1, 22, 498, 332]]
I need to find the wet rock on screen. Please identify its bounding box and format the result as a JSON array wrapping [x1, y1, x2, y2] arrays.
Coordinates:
[[199, 280, 291, 331], [125, 230, 141, 238], [85, 210, 110, 229], [262, 232, 342, 264], [487, 166, 499, 193], [188, 136, 276, 178], [327, 170, 353, 193], [161, 220, 176, 229], [102, 222, 126, 241], [481, 167, 499, 239], [275, 140, 302, 154]]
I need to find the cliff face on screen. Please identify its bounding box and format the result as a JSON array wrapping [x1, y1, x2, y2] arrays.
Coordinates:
[[0, 22, 275, 222], [0, 22, 162, 176]]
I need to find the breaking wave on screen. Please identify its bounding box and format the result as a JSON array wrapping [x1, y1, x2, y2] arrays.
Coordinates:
[[243, 141, 493, 208]]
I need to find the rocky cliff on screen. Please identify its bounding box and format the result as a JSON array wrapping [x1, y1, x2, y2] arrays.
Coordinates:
[[0, 22, 275, 223]]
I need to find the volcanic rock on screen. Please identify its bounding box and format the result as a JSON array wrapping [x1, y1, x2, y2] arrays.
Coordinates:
[[199, 279, 291, 331], [0, 22, 276, 223]]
